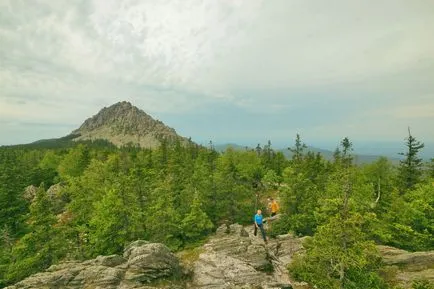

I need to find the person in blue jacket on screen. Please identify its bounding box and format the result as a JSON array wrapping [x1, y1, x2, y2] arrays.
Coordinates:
[[253, 209, 267, 244]]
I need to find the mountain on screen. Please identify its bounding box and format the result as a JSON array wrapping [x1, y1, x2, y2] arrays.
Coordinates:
[[69, 101, 188, 148]]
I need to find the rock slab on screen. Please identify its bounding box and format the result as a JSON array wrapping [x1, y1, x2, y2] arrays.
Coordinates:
[[6, 241, 181, 289]]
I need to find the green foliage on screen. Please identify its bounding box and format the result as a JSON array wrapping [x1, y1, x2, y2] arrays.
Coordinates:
[[6, 186, 64, 284], [398, 129, 425, 193], [213, 148, 257, 224], [0, 132, 433, 287], [384, 182, 434, 251], [88, 185, 141, 256], [147, 186, 183, 250], [181, 192, 213, 242], [427, 159, 434, 179], [58, 144, 90, 179], [290, 138, 388, 289], [262, 169, 281, 190], [290, 216, 387, 289], [0, 225, 13, 287], [412, 279, 434, 289], [279, 134, 329, 236]]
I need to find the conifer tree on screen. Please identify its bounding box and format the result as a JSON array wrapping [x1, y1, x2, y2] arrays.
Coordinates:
[[288, 134, 307, 163], [290, 138, 386, 289], [398, 128, 424, 193], [147, 183, 183, 250], [58, 144, 90, 179], [88, 184, 140, 256], [181, 192, 213, 242], [0, 150, 28, 237], [6, 186, 62, 284], [427, 158, 434, 179], [0, 225, 13, 287]]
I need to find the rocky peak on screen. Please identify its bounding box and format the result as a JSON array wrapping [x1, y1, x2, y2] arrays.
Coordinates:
[[74, 101, 151, 132], [70, 101, 187, 148]]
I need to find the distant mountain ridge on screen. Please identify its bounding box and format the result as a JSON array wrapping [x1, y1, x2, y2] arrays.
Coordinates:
[[70, 101, 187, 148], [214, 143, 401, 164]]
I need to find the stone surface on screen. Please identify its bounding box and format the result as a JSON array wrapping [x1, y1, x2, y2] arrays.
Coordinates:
[[5, 241, 181, 289], [6, 226, 433, 289], [124, 242, 181, 283], [23, 185, 37, 202], [190, 223, 304, 289], [379, 245, 434, 288], [47, 183, 64, 199]]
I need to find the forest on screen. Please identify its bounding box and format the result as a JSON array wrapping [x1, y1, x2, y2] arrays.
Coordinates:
[[0, 133, 433, 288]]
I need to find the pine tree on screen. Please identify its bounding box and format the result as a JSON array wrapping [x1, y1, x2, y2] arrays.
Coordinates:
[[398, 128, 424, 193], [0, 149, 29, 237], [58, 144, 90, 179], [276, 136, 328, 236], [88, 184, 140, 256], [214, 148, 257, 223], [6, 186, 62, 284], [427, 158, 434, 179], [0, 225, 13, 287], [147, 182, 183, 250], [288, 134, 307, 163], [290, 138, 387, 289], [181, 192, 213, 242]]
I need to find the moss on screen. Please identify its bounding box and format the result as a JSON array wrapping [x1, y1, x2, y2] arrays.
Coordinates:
[[177, 246, 205, 267]]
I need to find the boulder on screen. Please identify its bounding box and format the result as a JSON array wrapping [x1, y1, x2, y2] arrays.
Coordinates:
[[379, 246, 434, 288], [23, 185, 37, 202], [6, 241, 181, 289], [47, 183, 64, 199], [123, 242, 181, 283]]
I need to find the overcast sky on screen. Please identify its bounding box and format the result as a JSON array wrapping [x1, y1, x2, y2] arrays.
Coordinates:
[[1, 0, 433, 150]]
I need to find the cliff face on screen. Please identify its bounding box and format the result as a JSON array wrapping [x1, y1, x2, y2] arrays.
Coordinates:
[[71, 101, 187, 148], [6, 225, 433, 289]]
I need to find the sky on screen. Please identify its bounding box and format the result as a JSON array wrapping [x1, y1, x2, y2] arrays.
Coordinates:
[[1, 0, 434, 153]]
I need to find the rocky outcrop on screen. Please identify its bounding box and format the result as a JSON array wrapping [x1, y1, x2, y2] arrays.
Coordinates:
[[122, 240, 181, 284], [6, 241, 181, 289], [23, 185, 37, 202], [379, 246, 434, 288], [71, 101, 188, 148], [23, 183, 65, 202], [47, 183, 64, 199], [23, 183, 68, 216], [190, 223, 307, 289], [7, 225, 433, 289]]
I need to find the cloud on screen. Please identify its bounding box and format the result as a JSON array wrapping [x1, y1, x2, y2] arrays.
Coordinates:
[[0, 0, 433, 145], [388, 102, 434, 119]]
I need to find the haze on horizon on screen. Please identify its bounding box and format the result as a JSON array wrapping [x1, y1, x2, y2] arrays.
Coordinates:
[[1, 0, 434, 150]]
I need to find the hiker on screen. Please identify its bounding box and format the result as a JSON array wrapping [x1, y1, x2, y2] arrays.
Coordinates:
[[253, 209, 267, 244], [268, 197, 279, 217]]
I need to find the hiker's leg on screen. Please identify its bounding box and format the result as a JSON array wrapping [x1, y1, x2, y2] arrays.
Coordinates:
[[254, 225, 257, 236], [259, 224, 267, 242]]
